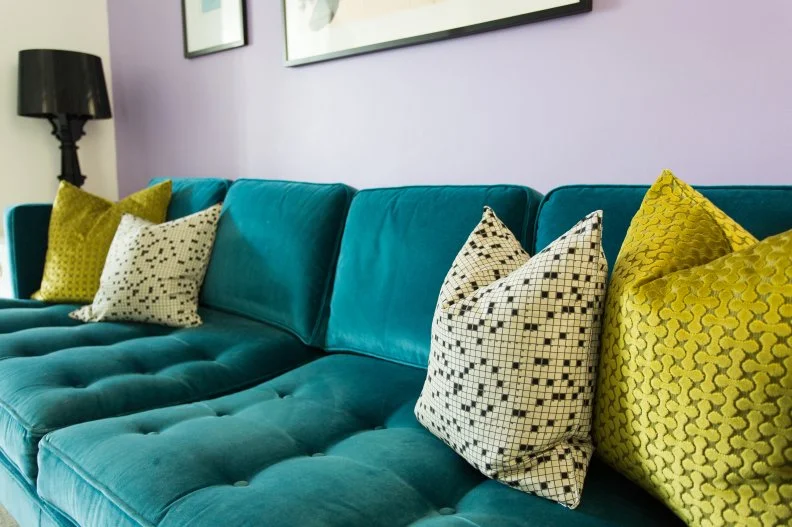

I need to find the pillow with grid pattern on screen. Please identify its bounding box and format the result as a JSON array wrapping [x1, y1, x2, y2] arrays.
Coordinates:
[[415, 207, 607, 508], [70, 204, 222, 328]]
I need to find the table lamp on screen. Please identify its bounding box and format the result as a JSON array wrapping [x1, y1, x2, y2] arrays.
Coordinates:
[[18, 49, 112, 188]]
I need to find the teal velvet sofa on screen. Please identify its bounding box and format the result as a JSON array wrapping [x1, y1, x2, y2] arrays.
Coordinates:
[[2, 178, 791, 527]]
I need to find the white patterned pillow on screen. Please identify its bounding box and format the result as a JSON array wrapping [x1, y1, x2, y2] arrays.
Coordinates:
[[70, 204, 222, 327], [414, 207, 607, 508]]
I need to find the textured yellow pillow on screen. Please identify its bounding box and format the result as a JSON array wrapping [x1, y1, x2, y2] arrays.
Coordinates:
[[594, 171, 791, 526], [33, 181, 172, 303]]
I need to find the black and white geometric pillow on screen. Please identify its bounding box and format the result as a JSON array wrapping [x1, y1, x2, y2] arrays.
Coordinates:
[[415, 207, 608, 508], [70, 204, 222, 328]]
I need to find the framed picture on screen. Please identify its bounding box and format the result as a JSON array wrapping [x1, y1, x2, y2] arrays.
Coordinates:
[[282, 0, 592, 66], [182, 0, 248, 58]]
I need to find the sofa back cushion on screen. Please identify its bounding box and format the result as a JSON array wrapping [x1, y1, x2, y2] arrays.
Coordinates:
[[149, 177, 230, 220], [326, 185, 543, 368], [201, 180, 354, 345], [534, 184, 792, 267]]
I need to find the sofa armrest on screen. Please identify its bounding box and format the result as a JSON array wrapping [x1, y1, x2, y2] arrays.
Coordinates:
[[4, 204, 52, 299]]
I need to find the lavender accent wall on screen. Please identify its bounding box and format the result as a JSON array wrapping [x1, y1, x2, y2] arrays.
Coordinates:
[[108, 1, 792, 196]]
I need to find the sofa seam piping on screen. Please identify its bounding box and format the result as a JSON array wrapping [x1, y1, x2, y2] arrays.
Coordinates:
[[0, 450, 66, 526], [324, 348, 426, 370], [38, 440, 152, 527]]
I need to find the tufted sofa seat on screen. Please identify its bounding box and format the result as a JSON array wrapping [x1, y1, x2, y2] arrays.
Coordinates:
[[37, 354, 681, 527], [7, 180, 792, 526], [0, 178, 356, 526], [29, 184, 685, 527], [0, 302, 318, 483], [0, 178, 355, 488]]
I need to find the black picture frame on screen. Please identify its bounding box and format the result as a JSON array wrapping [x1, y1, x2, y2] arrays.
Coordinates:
[[182, 0, 248, 59], [283, 0, 592, 67]]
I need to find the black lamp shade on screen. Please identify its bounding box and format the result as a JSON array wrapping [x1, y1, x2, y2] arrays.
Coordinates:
[[18, 49, 111, 119]]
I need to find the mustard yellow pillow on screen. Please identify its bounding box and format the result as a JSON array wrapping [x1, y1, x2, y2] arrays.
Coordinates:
[[594, 171, 791, 526], [33, 181, 172, 303]]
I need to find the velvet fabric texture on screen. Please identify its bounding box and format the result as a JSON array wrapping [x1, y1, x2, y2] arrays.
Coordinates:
[[325, 186, 543, 368], [200, 180, 354, 346], [3, 178, 232, 301], [4, 204, 51, 300], [149, 177, 230, 221], [0, 451, 64, 527], [32, 181, 172, 303], [0, 303, 318, 483], [38, 355, 681, 527], [533, 183, 792, 268], [3, 180, 791, 527], [595, 173, 792, 526]]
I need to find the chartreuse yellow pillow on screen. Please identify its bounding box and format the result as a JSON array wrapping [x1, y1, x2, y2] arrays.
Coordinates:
[[594, 171, 791, 527], [33, 181, 172, 303]]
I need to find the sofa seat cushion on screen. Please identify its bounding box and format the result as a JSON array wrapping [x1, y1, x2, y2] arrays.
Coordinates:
[[39, 355, 681, 527], [0, 303, 318, 483]]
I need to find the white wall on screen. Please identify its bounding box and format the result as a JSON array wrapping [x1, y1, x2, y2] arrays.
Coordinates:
[[0, 0, 116, 297], [0, 0, 117, 225]]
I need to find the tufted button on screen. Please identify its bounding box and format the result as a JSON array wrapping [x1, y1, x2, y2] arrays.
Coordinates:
[[311, 452, 325, 457], [146, 431, 159, 436], [438, 507, 456, 516], [374, 425, 385, 431], [233, 480, 249, 487], [282, 394, 293, 399], [74, 383, 85, 389]]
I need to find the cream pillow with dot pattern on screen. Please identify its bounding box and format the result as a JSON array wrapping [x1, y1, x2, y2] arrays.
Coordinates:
[[415, 207, 608, 508], [70, 204, 222, 327]]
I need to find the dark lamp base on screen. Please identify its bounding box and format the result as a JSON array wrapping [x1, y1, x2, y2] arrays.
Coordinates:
[[47, 115, 88, 188]]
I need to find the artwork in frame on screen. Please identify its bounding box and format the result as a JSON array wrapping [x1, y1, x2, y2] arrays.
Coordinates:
[[282, 0, 592, 66], [182, 0, 248, 58]]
